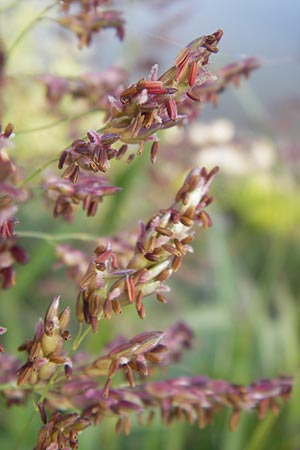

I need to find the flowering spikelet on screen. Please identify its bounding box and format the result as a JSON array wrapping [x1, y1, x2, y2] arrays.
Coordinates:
[[58, 31, 224, 180], [48, 374, 292, 436], [187, 57, 260, 106], [17, 296, 72, 386], [77, 166, 218, 330], [85, 331, 166, 397], [44, 172, 121, 219], [58, 131, 121, 182], [58, 8, 125, 48], [34, 411, 91, 450]]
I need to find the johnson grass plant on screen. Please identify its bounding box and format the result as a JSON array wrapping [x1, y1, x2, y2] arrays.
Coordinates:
[[0, 1, 299, 449]]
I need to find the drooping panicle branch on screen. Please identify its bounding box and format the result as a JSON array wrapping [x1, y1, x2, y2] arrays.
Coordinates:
[[44, 173, 121, 220], [77, 166, 218, 331], [39, 67, 126, 113], [41, 373, 292, 443], [58, 31, 224, 182], [85, 331, 166, 397]]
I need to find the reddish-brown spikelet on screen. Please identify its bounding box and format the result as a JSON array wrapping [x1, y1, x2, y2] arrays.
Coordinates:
[[112, 299, 122, 315], [171, 255, 182, 272], [198, 210, 212, 229], [270, 399, 280, 416], [103, 298, 112, 319], [116, 144, 128, 160], [188, 60, 198, 86], [197, 408, 207, 429], [157, 293, 168, 303], [135, 290, 143, 311], [186, 90, 201, 102], [126, 154, 135, 165], [258, 398, 270, 420], [126, 277, 136, 303], [150, 141, 159, 163], [115, 417, 123, 434], [137, 141, 144, 156], [155, 268, 172, 282], [166, 97, 178, 121], [37, 401, 47, 425], [229, 409, 241, 431], [144, 80, 167, 95]]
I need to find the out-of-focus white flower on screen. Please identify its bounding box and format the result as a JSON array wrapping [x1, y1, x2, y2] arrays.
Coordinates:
[[189, 119, 235, 146], [197, 145, 248, 175], [193, 120, 276, 176], [250, 139, 275, 170]]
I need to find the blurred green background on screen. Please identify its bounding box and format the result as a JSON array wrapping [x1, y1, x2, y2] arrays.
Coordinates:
[[1, 0, 300, 449]]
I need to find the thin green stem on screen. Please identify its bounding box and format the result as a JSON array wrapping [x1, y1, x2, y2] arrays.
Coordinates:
[[17, 230, 100, 242], [17, 155, 60, 188], [17, 109, 99, 135], [13, 409, 36, 450], [72, 325, 92, 352], [7, 1, 60, 60], [38, 369, 60, 404], [71, 322, 84, 351], [0, 382, 18, 391]]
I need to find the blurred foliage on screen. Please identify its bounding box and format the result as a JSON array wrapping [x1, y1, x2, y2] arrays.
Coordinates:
[[1, 1, 300, 450]]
